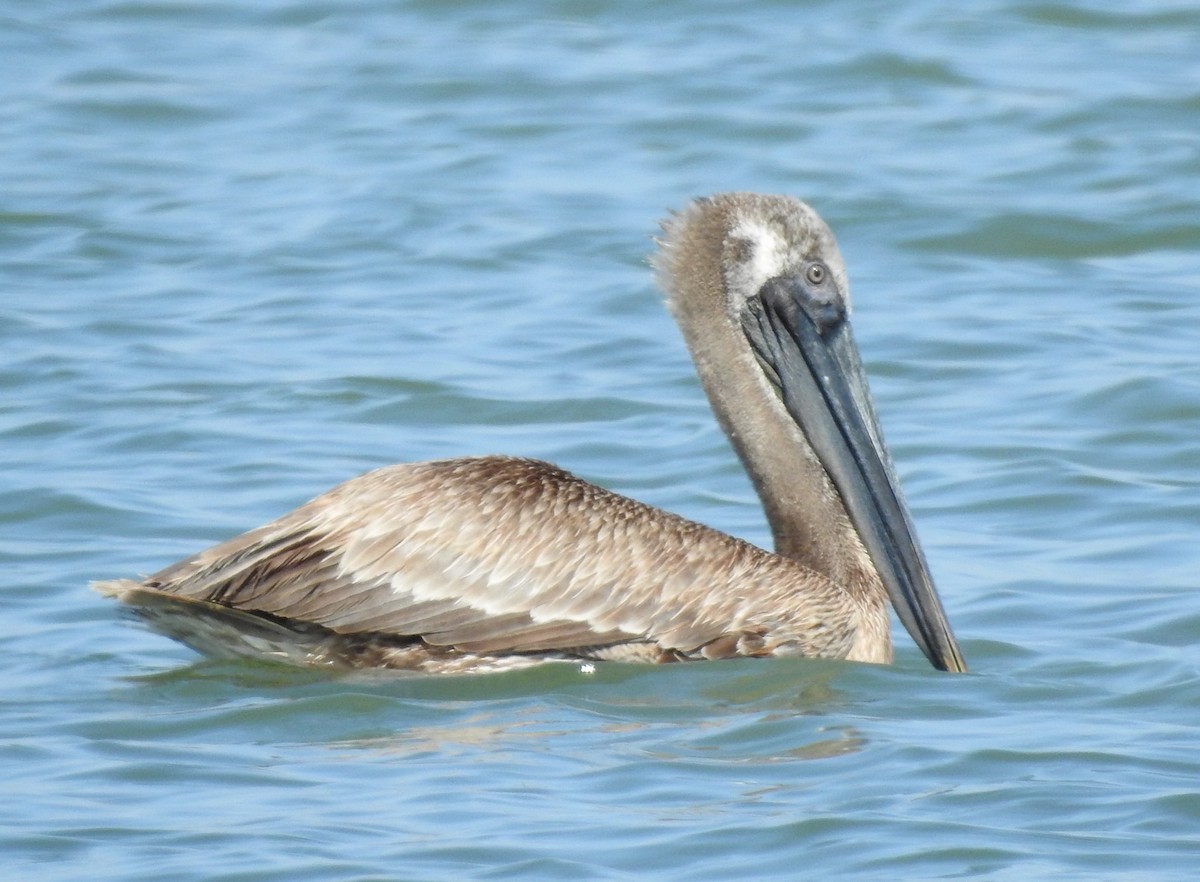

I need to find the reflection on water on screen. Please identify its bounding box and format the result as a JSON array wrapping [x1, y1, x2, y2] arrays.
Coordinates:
[[120, 656, 869, 765]]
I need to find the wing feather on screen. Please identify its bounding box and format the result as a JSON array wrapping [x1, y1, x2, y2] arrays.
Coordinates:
[[105, 457, 849, 658]]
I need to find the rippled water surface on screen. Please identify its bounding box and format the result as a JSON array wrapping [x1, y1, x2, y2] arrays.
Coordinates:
[[4, 1, 1200, 879]]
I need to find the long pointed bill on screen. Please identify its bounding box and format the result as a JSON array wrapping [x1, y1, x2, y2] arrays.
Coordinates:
[[743, 279, 966, 672]]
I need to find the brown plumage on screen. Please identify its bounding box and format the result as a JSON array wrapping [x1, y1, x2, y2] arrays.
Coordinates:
[[94, 193, 966, 674]]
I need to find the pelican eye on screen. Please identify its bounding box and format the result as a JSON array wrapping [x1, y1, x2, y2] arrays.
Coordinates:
[[805, 262, 827, 285]]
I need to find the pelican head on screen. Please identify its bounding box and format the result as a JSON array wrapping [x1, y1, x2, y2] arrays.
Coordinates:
[[657, 193, 965, 672]]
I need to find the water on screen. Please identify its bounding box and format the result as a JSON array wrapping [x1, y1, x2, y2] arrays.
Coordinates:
[[3, 0, 1199, 878]]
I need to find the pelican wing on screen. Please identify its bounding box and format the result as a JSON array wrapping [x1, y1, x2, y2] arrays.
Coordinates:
[[102, 457, 844, 658]]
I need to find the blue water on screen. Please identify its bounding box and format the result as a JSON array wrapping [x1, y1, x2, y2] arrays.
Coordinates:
[[4, 1, 1200, 879]]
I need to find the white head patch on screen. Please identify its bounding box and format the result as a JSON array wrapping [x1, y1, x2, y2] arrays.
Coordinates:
[[723, 214, 794, 313]]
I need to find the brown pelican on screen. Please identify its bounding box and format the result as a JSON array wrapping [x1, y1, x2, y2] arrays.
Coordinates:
[[94, 193, 966, 673]]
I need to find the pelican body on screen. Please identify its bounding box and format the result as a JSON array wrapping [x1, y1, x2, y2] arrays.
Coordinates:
[[94, 193, 966, 674]]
